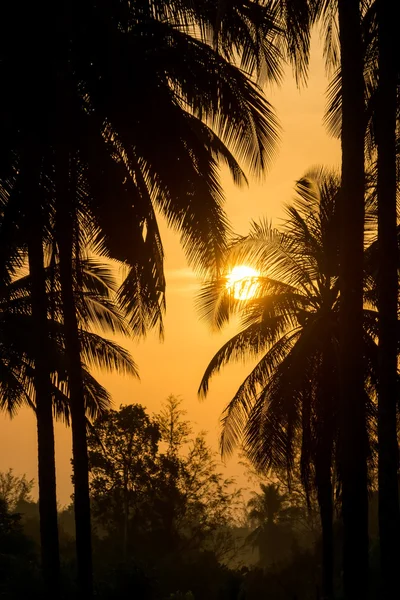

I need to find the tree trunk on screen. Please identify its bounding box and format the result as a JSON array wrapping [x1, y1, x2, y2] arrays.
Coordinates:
[[316, 353, 334, 600], [27, 194, 60, 594], [337, 1, 369, 598], [376, 0, 400, 597], [123, 475, 129, 562], [316, 457, 333, 600], [56, 151, 93, 598]]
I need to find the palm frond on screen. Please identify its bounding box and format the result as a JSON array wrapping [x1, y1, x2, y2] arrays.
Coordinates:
[[219, 330, 301, 457], [78, 331, 139, 378], [198, 316, 291, 398], [50, 367, 111, 426]]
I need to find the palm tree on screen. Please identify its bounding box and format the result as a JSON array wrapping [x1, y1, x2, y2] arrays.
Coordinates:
[[0, 1, 319, 593], [319, 4, 400, 594], [336, 2, 368, 594], [0, 2, 287, 593], [0, 257, 132, 422], [0, 247, 137, 592], [198, 168, 380, 600], [375, 1, 400, 595], [0, 149, 63, 592], [247, 483, 301, 567], [315, 1, 369, 594]]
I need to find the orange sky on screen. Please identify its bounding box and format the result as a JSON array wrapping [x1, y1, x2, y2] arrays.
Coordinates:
[[0, 33, 340, 506]]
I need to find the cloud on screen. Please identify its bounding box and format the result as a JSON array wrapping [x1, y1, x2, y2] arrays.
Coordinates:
[[165, 267, 197, 282], [165, 268, 200, 295]]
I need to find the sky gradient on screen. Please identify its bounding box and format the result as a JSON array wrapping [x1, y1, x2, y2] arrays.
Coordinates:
[[0, 33, 340, 506]]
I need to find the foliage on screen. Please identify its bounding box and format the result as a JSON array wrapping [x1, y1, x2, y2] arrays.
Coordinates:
[[0, 495, 39, 599], [0, 0, 287, 332], [0, 0, 397, 596], [88, 399, 243, 570], [0, 258, 137, 421], [197, 166, 382, 490], [197, 167, 388, 598], [0, 441, 387, 599], [156, 395, 192, 455], [88, 404, 160, 549], [0, 469, 34, 512]]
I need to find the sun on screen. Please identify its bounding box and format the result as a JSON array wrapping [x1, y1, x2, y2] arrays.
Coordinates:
[[226, 265, 260, 300]]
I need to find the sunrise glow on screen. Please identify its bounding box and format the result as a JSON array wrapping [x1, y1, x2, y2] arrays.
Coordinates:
[[226, 265, 260, 300]]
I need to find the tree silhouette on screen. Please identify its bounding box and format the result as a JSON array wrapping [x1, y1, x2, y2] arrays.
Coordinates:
[[336, 3, 368, 595], [314, 1, 370, 595], [247, 483, 301, 568], [88, 404, 161, 562], [198, 168, 384, 599], [89, 401, 242, 572], [375, 1, 400, 596], [0, 254, 137, 591], [0, 471, 34, 513], [0, 2, 287, 592], [318, 4, 400, 594]]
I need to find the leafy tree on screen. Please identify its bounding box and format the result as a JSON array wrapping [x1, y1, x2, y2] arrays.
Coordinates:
[[0, 473, 42, 597], [0, 498, 28, 551], [157, 395, 192, 456], [0, 498, 38, 598], [88, 400, 243, 579], [175, 434, 242, 562], [88, 404, 161, 561], [0, 470, 34, 513], [155, 396, 243, 562]]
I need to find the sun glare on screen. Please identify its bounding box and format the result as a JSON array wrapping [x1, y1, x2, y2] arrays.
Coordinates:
[[226, 265, 260, 301]]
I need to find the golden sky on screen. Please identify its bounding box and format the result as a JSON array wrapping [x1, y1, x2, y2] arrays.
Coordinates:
[[0, 33, 340, 506]]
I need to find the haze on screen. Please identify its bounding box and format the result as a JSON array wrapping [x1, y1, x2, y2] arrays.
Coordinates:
[[0, 33, 340, 506]]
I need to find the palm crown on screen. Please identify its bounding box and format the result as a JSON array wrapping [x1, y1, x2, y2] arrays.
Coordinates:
[[0, 256, 137, 422], [198, 167, 380, 487]]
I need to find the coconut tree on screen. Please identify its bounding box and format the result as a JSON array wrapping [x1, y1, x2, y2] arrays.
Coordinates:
[[0, 240, 137, 593], [247, 483, 302, 567], [375, 1, 400, 595], [319, 3, 400, 593], [0, 255, 137, 416], [0, 0, 318, 593], [0, 3, 286, 594], [27, 156, 61, 592], [336, 1, 368, 593], [0, 261, 129, 424], [313, 1, 369, 594], [198, 168, 381, 599], [0, 149, 63, 592]]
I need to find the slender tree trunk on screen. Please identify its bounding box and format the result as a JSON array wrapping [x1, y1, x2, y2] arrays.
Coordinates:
[[56, 151, 93, 598], [123, 476, 129, 562], [316, 458, 333, 600], [337, 1, 369, 598], [26, 189, 60, 593], [266, 520, 274, 568], [376, 1, 400, 597], [316, 354, 334, 600]]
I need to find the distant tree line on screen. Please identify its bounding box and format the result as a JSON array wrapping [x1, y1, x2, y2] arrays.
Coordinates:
[[0, 397, 389, 599]]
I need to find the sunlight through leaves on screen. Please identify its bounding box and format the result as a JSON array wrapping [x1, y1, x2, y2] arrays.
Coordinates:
[[226, 266, 260, 301]]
